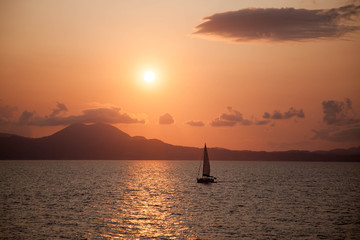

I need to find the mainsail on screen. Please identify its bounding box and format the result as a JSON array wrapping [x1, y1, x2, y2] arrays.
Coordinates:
[[197, 143, 216, 183], [202, 144, 210, 176]]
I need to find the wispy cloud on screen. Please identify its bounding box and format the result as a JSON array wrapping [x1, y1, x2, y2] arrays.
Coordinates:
[[159, 113, 175, 125], [186, 120, 205, 127], [193, 4, 360, 42]]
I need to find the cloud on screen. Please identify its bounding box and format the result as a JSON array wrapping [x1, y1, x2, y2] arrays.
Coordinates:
[[210, 118, 237, 127], [0, 102, 146, 127], [0, 101, 17, 124], [322, 98, 359, 126], [50, 102, 68, 117], [312, 98, 360, 143], [159, 113, 174, 125], [211, 106, 305, 127], [242, 119, 253, 126], [263, 107, 305, 120], [15, 104, 145, 126], [186, 120, 205, 127], [193, 4, 360, 42], [19, 111, 35, 124], [210, 107, 252, 127], [312, 127, 360, 142], [256, 120, 271, 125], [220, 107, 243, 122]]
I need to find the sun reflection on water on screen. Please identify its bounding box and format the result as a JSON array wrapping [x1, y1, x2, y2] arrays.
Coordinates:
[[105, 161, 196, 239]]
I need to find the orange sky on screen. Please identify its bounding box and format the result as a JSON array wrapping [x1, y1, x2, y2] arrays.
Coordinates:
[[1, 0, 360, 151]]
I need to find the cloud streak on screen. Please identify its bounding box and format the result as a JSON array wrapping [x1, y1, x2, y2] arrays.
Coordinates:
[[193, 4, 360, 42], [186, 120, 205, 127]]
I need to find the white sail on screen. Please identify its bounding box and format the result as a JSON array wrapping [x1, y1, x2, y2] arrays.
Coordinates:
[[203, 144, 210, 176]]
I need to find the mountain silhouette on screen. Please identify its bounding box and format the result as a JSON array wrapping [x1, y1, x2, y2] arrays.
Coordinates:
[[0, 123, 359, 161]]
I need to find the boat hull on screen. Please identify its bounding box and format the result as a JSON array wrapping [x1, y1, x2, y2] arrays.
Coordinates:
[[197, 176, 216, 183]]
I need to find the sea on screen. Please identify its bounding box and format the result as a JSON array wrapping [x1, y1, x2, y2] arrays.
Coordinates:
[[1, 160, 360, 240]]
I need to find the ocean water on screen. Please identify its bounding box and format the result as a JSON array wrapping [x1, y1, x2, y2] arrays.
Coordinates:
[[1, 160, 360, 240]]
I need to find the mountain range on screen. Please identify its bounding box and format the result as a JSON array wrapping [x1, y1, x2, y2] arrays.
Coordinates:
[[0, 123, 359, 161]]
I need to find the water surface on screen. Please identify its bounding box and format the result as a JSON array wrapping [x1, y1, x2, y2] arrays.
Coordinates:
[[1, 160, 360, 239]]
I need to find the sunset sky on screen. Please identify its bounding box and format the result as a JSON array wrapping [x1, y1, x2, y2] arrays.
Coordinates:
[[1, 0, 360, 151]]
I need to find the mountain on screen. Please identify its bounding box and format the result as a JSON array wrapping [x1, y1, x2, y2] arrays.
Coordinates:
[[0, 123, 359, 161], [0, 123, 199, 160]]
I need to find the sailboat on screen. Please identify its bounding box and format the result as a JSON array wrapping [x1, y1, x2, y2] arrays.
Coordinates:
[[197, 144, 216, 183]]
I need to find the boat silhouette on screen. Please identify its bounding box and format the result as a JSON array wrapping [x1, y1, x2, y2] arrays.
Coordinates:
[[197, 144, 216, 183]]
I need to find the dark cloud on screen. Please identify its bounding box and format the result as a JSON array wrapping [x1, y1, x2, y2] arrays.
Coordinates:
[[159, 113, 174, 125], [263, 107, 305, 120], [210, 107, 252, 127], [193, 4, 360, 42], [17, 105, 145, 126], [322, 98, 359, 126], [186, 120, 205, 127], [312, 127, 360, 142]]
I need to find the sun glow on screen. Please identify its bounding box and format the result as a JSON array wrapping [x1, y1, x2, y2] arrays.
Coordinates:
[[144, 71, 155, 82]]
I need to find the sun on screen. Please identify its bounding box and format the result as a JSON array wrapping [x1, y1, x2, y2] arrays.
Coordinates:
[[144, 71, 155, 83]]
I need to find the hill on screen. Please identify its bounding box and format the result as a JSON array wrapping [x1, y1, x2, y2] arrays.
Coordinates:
[[0, 123, 359, 161]]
